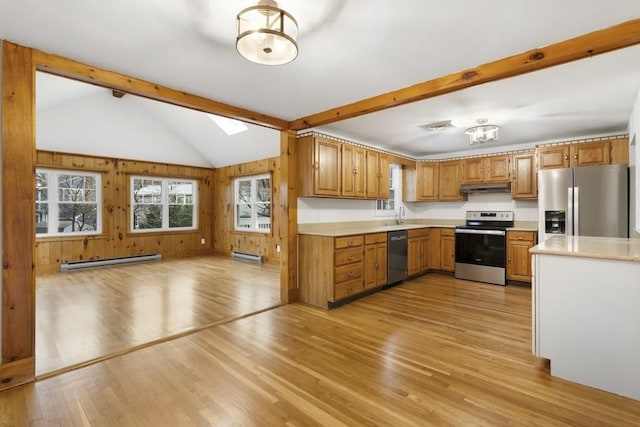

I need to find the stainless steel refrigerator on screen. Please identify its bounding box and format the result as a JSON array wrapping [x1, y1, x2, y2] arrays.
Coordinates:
[[538, 164, 628, 242]]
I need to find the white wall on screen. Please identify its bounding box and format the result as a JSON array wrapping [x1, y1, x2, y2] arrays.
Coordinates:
[[408, 193, 538, 221], [629, 87, 640, 238], [37, 91, 212, 167]]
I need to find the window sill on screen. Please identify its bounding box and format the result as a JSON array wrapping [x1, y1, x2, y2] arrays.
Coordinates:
[[36, 233, 108, 243]]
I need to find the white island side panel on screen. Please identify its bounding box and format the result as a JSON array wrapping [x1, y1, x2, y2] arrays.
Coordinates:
[[534, 254, 640, 401]]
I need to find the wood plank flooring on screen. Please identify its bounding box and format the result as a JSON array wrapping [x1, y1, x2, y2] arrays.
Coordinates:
[[3, 273, 639, 425], [35, 256, 281, 376]]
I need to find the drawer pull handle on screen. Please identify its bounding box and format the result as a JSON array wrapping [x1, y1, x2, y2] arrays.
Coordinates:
[[348, 256, 354, 261]]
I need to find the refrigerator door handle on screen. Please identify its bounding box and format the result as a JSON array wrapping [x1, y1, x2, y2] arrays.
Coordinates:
[[574, 187, 579, 236], [567, 187, 574, 236]]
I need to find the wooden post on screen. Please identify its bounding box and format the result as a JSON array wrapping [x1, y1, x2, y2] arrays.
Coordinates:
[[0, 41, 36, 390], [279, 130, 298, 303]]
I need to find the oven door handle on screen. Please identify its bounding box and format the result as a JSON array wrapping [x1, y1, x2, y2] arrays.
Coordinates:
[[454, 229, 505, 236]]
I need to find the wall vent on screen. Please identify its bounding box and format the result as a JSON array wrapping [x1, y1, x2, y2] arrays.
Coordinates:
[[60, 253, 162, 271], [231, 251, 263, 263]]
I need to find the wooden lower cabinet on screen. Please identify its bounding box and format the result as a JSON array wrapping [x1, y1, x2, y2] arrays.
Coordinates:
[[507, 230, 537, 282], [440, 228, 455, 272], [407, 228, 429, 276], [300, 232, 390, 308], [364, 233, 387, 289]]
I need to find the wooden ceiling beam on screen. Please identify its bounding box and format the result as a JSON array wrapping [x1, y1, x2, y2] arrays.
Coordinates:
[[32, 48, 289, 131], [289, 18, 640, 131]]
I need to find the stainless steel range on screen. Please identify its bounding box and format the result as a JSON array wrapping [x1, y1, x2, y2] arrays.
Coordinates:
[[454, 211, 514, 286]]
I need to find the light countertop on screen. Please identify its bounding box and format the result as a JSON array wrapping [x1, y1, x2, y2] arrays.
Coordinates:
[[531, 235, 640, 262], [298, 223, 457, 237]]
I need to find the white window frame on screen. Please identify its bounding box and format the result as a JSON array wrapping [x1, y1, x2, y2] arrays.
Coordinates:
[[36, 168, 103, 237], [234, 173, 272, 233], [130, 176, 198, 233]]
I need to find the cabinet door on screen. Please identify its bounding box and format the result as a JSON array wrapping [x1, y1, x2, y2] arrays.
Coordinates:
[[341, 145, 367, 198], [610, 138, 629, 165], [375, 243, 388, 287], [537, 146, 569, 170], [419, 236, 430, 272], [377, 154, 390, 200], [407, 238, 421, 276], [314, 137, 342, 196], [511, 152, 537, 199], [570, 141, 610, 168], [438, 160, 463, 201], [341, 144, 356, 197], [440, 235, 455, 272], [365, 151, 380, 199], [429, 228, 441, 270], [484, 155, 510, 182], [462, 158, 484, 183], [417, 162, 439, 200], [364, 244, 377, 289]]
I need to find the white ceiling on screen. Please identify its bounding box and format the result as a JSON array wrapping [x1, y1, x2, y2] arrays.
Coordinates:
[[2, 0, 640, 162]]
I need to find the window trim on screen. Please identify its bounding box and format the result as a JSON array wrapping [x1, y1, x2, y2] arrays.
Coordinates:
[[234, 173, 272, 233], [130, 175, 198, 233], [35, 168, 103, 237]]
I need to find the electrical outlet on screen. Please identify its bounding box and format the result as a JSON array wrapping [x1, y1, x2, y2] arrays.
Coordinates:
[[276, 244, 281, 252], [201, 238, 205, 245]]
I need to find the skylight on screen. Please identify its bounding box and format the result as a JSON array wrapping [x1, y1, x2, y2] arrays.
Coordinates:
[[207, 113, 248, 136]]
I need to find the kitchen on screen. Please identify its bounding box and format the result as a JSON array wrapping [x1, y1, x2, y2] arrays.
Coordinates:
[[2, 2, 640, 423]]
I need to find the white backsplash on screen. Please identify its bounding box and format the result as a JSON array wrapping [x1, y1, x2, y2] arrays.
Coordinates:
[[298, 193, 538, 224]]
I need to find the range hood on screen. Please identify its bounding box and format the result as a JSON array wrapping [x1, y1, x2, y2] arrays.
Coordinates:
[[460, 182, 511, 194]]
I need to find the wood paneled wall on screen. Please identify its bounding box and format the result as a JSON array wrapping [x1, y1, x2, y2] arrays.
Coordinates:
[[35, 151, 215, 273], [213, 157, 281, 264]]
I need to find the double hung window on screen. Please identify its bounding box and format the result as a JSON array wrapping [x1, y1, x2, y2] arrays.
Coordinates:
[[36, 169, 102, 236], [234, 174, 271, 233]]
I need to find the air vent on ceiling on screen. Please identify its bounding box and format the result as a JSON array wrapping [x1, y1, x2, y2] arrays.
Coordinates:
[[420, 120, 454, 132]]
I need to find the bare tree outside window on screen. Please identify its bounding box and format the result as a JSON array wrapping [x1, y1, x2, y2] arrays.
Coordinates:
[[131, 177, 197, 232], [35, 169, 101, 236]]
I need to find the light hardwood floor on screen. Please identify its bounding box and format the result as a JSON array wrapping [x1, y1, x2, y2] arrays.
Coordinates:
[[4, 273, 639, 425], [35, 256, 281, 376]]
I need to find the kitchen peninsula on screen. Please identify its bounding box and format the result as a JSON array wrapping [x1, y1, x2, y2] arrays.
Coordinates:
[[531, 235, 640, 400]]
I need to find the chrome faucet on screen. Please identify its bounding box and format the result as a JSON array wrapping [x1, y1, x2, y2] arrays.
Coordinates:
[[396, 205, 405, 225]]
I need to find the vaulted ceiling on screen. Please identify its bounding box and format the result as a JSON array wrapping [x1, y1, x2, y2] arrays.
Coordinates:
[[2, 1, 640, 165]]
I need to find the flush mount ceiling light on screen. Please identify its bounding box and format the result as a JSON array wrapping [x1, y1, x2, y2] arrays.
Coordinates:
[[236, 0, 298, 66], [465, 118, 500, 145]]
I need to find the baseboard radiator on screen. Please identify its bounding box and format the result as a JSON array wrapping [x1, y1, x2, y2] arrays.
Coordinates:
[[231, 251, 263, 263], [60, 253, 162, 272]]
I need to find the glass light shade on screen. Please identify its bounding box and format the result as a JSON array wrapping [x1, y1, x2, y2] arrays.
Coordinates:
[[465, 124, 499, 145], [236, 4, 298, 65]]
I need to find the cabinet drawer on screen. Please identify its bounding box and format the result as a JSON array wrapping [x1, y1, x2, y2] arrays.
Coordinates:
[[334, 278, 363, 301], [334, 263, 363, 284], [407, 228, 429, 238], [365, 232, 387, 245], [335, 247, 363, 266], [335, 235, 364, 249], [508, 231, 535, 242], [440, 228, 455, 237]]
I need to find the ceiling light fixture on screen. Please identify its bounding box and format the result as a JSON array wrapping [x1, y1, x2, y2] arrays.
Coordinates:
[[465, 119, 499, 145], [236, 0, 298, 66]]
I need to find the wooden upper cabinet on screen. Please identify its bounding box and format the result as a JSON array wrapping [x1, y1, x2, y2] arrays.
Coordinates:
[[569, 141, 610, 168], [298, 135, 342, 197], [537, 145, 570, 170], [417, 162, 438, 200], [341, 144, 366, 198], [462, 158, 484, 183], [511, 152, 537, 199], [403, 162, 438, 202], [438, 160, 464, 201], [365, 151, 389, 199], [610, 137, 629, 165], [462, 155, 510, 183], [484, 155, 510, 182]]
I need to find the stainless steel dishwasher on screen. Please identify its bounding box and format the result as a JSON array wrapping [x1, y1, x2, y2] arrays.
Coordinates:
[[387, 230, 408, 285]]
